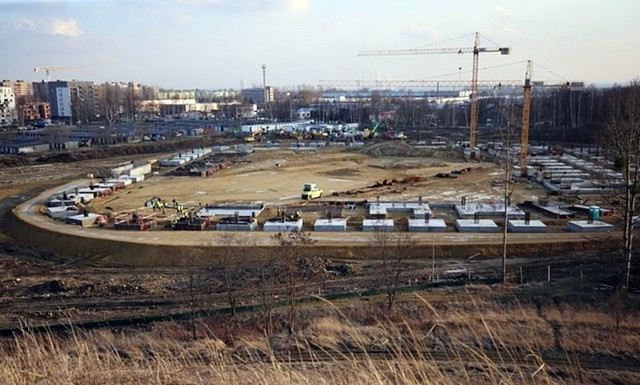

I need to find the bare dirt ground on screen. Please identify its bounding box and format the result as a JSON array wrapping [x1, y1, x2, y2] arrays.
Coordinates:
[[7, 141, 615, 264], [89, 143, 544, 210], [1, 139, 639, 383]]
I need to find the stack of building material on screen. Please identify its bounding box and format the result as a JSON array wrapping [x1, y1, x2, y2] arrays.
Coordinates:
[[114, 213, 157, 231]]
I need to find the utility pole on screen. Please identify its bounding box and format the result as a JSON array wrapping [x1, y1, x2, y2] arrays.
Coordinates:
[[262, 64, 268, 118]]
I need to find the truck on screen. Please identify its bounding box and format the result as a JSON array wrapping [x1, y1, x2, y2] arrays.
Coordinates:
[[301, 183, 323, 200]]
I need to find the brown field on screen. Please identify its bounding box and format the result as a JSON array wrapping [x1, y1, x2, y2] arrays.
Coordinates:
[[1, 139, 638, 384], [9, 142, 613, 261]]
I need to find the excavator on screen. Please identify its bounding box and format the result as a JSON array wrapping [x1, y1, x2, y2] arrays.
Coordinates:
[[244, 129, 263, 143]]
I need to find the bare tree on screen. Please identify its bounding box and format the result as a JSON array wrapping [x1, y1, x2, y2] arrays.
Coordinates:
[[257, 259, 279, 336], [605, 81, 640, 292], [501, 102, 517, 285], [374, 229, 415, 311], [271, 230, 315, 335], [218, 234, 249, 318], [124, 85, 142, 123], [179, 248, 216, 340], [99, 83, 121, 126], [45, 125, 71, 150]]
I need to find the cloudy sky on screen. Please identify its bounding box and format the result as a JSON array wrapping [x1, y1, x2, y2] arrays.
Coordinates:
[[1, 0, 639, 89]]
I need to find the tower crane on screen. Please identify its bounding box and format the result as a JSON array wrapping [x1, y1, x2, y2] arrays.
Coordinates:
[[33, 67, 87, 82], [518, 60, 584, 178], [358, 32, 511, 155], [519, 60, 533, 177], [319, 79, 521, 89]]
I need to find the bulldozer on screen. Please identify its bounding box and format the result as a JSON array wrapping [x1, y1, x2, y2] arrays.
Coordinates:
[[301, 183, 323, 200]]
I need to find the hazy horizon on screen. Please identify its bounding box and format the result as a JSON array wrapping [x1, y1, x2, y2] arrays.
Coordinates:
[[2, 0, 639, 89]]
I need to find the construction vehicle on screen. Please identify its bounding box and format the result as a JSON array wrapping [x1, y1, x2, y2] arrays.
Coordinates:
[[301, 183, 323, 200], [244, 129, 263, 143], [394, 131, 407, 140]]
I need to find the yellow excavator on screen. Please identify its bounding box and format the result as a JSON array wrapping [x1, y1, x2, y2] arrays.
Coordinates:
[[244, 129, 263, 143]]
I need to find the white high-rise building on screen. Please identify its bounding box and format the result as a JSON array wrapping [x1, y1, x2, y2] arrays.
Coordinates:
[[0, 86, 16, 126]]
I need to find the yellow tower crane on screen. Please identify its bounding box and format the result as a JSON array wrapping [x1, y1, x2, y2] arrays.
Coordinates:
[[518, 60, 584, 178], [358, 32, 511, 155], [519, 60, 533, 177]]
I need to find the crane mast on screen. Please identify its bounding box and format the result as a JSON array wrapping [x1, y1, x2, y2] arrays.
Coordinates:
[[469, 33, 480, 153], [358, 32, 510, 156], [520, 60, 533, 178]]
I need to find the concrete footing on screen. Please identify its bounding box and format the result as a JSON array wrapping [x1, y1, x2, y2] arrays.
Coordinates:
[[507, 219, 547, 233], [567, 220, 614, 232], [455, 203, 525, 218], [263, 219, 303, 232], [216, 220, 258, 231], [314, 219, 347, 232], [456, 219, 499, 232], [408, 219, 447, 232], [362, 219, 394, 232], [66, 213, 101, 227]]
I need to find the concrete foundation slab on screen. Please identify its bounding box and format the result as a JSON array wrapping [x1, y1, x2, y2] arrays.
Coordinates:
[[216, 220, 258, 231], [263, 219, 303, 232], [455, 203, 525, 218], [66, 213, 101, 227], [507, 219, 547, 233], [314, 219, 347, 232], [456, 219, 499, 232], [368, 201, 431, 218], [47, 206, 80, 220], [408, 219, 447, 232], [567, 220, 615, 232], [198, 204, 264, 218], [362, 219, 394, 232], [532, 203, 575, 218]]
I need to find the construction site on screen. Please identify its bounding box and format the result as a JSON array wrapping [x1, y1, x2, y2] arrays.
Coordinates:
[[4, 133, 621, 261], [2, 30, 640, 384], [2, 110, 640, 385]]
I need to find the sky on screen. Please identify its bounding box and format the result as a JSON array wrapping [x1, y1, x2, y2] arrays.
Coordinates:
[[1, 0, 639, 90]]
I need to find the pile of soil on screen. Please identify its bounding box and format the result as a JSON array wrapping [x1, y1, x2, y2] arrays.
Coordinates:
[[360, 142, 459, 158], [33, 137, 220, 164], [0, 156, 32, 167]]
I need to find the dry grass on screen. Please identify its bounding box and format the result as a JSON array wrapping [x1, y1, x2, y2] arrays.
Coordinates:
[[2, 292, 639, 385]]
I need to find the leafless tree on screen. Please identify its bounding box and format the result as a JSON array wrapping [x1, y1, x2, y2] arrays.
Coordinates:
[[604, 81, 640, 292], [257, 259, 279, 336], [501, 102, 518, 285], [374, 229, 415, 311], [124, 86, 142, 123], [45, 125, 71, 150], [178, 248, 215, 340], [218, 234, 250, 318], [99, 83, 121, 126], [271, 230, 315, 335]]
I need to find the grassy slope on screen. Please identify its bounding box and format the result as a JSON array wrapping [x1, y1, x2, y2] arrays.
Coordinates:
[[1, 288, 639, 385]]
